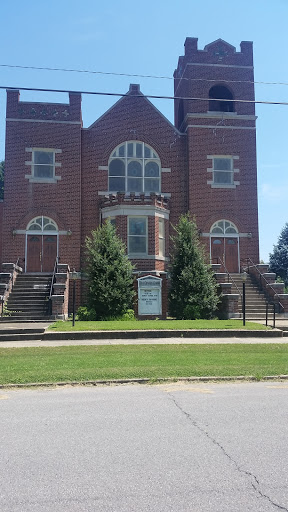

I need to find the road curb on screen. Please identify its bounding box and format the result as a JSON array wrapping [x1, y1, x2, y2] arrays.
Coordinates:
[[42, 328, 283, 341], [1, 374, 288, 389]]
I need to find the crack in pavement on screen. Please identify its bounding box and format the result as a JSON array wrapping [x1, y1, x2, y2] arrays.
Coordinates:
[[168, 393, 288, 511]]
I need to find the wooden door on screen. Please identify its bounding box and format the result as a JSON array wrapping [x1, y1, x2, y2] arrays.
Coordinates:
[[42, 235, 57, 272], [211, 238, 224, 269], [225, 238, 239, 273], [27, 235, 42, 272]]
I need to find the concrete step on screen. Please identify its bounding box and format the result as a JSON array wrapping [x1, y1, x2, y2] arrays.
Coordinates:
[[0, 318, 51, 323], [7, 313, 51, 319], [0, 328, 45, 335], [7, 297, 48, 306], [0, 333, 44, 342]]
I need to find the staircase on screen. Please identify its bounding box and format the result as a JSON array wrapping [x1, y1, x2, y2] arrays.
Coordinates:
[[2, 274, 52, 322], [230, 273, 277, 321]]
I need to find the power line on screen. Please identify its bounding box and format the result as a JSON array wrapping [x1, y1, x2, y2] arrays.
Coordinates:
[[1, 85, 288, 106], [1, 63, 288, 87]]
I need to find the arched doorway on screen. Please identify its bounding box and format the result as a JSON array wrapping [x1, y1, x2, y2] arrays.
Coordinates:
[[26, 217, 58, 272], [210, 220, 239, 272]]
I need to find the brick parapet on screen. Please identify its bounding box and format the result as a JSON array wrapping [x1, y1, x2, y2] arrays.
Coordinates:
[[6, 90, 82, 123], [0, 263, 22, 313]]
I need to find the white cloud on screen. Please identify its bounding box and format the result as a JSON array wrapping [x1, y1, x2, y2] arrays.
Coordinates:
[[260, 182, 288, 201]]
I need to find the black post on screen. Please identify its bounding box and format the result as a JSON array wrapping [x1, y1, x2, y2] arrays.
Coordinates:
[[273, 303, 276, 329], [1, 296, 3, 317], [72, 279, 76, 327], [242, 280, 246, 326], [266, 303, 268, 327]]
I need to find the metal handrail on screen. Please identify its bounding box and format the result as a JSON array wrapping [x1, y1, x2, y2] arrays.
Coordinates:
[[48, 257, 58, 314], [217, 257, 243, 298], [242, 257, 284, 312], [12, 257, 23, 291]]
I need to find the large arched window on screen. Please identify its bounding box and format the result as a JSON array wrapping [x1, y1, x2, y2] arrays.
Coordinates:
[[108, 141, 161, 194], [210, 220, 238, 234], [209, 85, 234, 112]]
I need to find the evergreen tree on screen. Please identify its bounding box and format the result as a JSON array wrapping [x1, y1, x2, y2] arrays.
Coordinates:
[[85, 221, 135, 319], [269, 223, 288, 286], [169, 214, 219, 319]]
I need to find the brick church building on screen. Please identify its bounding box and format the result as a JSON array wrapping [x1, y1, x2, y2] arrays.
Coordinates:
[[0, 37, 261, 318]]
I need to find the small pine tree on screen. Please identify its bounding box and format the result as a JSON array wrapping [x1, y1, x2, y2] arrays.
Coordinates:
[[85, 221, 135, 319], [169, 214, 219, 319], [269, 223, 288, 286]]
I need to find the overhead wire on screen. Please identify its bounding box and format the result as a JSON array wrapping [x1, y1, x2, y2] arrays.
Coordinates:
[[1, 85, 288, 107], [1, 63, 288, 87]]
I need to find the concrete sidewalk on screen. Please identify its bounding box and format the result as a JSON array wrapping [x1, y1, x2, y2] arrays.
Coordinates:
[[0, 335, 287, 348], [0, 319, 287, 347]]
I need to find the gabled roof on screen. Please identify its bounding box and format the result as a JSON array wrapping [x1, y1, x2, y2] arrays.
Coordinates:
[[204, 39, 236, 52], [85, 84, 183, 135]]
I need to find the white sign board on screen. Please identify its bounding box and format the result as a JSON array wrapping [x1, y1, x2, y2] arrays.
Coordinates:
[[138, 276, 162, 316]]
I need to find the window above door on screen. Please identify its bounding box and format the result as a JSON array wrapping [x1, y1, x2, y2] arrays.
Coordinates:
[[25, 148, 62, 183], [207, 155, 240, 189]]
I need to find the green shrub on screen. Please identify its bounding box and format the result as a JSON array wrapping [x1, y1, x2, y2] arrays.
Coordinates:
[[76, 306, 97, 321], [85, 221, 135, 320]]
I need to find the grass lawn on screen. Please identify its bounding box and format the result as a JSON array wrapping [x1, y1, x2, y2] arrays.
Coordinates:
[[48, 319, 269, 332], [0, 344, 287, 385]]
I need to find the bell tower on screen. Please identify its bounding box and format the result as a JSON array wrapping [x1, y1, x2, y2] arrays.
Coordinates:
[[174, 38, 259, 271]]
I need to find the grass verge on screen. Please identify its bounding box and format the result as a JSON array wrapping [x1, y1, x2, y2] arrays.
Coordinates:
[[0, 344, 287, 385], [48, 319, 268, 332]]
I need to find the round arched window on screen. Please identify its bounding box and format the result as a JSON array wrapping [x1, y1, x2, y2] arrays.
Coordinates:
[[27, 216, 58, 232], [108, 141, 161, 194], [210, 220, 238, 234]]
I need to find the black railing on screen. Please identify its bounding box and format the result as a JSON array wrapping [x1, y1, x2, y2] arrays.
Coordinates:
[[242, 257, 284, 329], [48, 256, 58, 316], [217, 257, 242, 298]]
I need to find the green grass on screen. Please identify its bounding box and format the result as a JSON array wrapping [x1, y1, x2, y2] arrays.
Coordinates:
[[0, 344, 287, 385], [48, 319, 269, 331]]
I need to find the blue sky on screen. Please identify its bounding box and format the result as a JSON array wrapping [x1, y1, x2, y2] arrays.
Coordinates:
[[1, 0, 287, 262]]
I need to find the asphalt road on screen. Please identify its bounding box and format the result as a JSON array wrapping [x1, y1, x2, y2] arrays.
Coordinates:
[[0, 382, 287, 511]]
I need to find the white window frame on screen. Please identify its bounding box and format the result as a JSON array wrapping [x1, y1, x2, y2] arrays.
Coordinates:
[[25, 147, 62, 183], [207, 155, 240, 189], [159, 217, 165, 257], [108, 141, 161, 195], [128, 216, 148, 256]]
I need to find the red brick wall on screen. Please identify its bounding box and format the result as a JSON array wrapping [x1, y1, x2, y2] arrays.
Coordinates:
[[3, 91, 82, 270], [173, 38, 259, 265], [1, 38, 260, 312]]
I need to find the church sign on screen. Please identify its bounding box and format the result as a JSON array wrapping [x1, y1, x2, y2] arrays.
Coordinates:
[[137, 276, 162, 316]]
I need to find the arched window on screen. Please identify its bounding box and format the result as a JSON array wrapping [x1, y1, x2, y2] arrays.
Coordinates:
[[27, 216, 58, 232], [108, 141, 161, 194], [209, 85, 234, 112], [210, 220, 238, 234]]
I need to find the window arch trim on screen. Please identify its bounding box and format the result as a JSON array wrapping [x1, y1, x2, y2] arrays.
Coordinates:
[[108, 141, 161, 194], [210, 220, 238, 235], [26, 216, 58, 233]]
